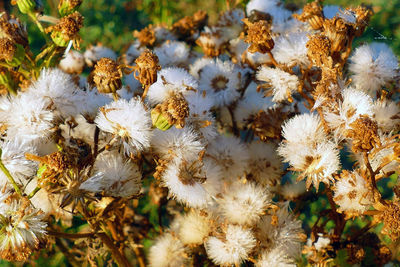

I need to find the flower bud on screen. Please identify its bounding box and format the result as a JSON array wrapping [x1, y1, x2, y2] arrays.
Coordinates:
[[58, 0, 83, 17], [47, 11, 84, 47], [151, 108, 172, 131], [92, 58, 123, 94], [13, 0, 36, 14]]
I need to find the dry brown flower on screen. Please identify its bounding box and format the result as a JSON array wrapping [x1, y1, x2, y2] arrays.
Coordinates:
[[133, 25, 156, 47], [352, 6, 373, 36], [196, 29, 225, 58], [293, 0, 324, 30], [92, 57, 123, 95], [346, 115, 381, 153], [376, 202, 400, 241], [247, 109, 286, 141], [306, 34, 332, 68], [0, 38, 16, 62], [373, 245, 392, 266], [134, 49, 161, 98], [171, 10, 208, 40], [322, 17, 351, 53], [0, 13, 28, 47], [47, 11, 84, 47], [346, 243, 365, 264], [243, 18, 274, 54], [153, 92, 190, 129]]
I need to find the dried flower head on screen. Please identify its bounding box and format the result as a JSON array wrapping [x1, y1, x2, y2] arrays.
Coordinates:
[[0, 13, 28, 47], [0, 192, 47, 261], [0, 38, 16, 62], [322, 17, 351, 53], [293, 0, 324, 30], [133, 24, 156, 47], [92, 58, 123, 94], [377, 202, 400, 240], [134, 49, 161, 90], [47, 11, 84, 48], [306, 34, 332, 68], [243, 18, 274, 54], [151, 91, 190, 130], [171, 10, 208, 40], [345, 115, 381, 153]]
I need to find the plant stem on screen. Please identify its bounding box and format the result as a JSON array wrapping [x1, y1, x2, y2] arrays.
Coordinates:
[[28, 12, 49, 43], [48, 230, 98, 239], [97, 232, 132, 267], [0, 149, 22, 196], [27, 186, 41, 198]]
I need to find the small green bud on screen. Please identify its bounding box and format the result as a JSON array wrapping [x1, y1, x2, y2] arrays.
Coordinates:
[[58, 0, 83, 16], [50, 31, 70, 47], [151, 109, 172, 131], [15, 0, 36, 14]]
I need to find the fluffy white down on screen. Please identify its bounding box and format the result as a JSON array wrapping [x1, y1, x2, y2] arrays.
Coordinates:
[[146, 67, 198, 105], [207, 136, 250, 180], [154, 41, 190, 67], [333, 170, 374, 215], [0, 139, 37, 186], [79, 150, 141, 197], [148, 233, 188, 267], [325, 88, 374, 139], [205, 224, 256, 265], [151, 127, 205, 162], [272, 32, 310, 66], [190, 58, 241, 107], [218, 181, 271, 225], [161, 158, 208, 208], [94, 98, 152, 155], [281, 113, 326, 145], [257, 66, 300, 102], [349, 42, 398, 94], [6, 93, 54, 142], [178, 211, 211, 245]]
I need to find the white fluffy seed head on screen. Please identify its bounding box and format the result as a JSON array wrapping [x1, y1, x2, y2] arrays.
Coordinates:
[[161, 158, 208, 208], [217, 181, 271, 226], [151, 127, 205, 163], [178, 210, 212, 245], [280, 113, 326, 145], [333, 170, 374, 216], [207, 136, 250, 181], [59, 50, 85, 74], [154, 41, 190, 68], [147, 67, 198, 105], [349, 42, 398, 94], [248, 141, 282, 188], [95, 98, 152, 155], [190, 58, 241, 107], [79, 150, 142, 197], [84, 45, 117, 67], [325, 88, 374, 140], [6, 93, 54, 142], [148, 233, 188, 267], [272, 32, 310, 67], [0, 139, 37, 187], [373, 99, 400, 133], [205, 224, 256, 266]]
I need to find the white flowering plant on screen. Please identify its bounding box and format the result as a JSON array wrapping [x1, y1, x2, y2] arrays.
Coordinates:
[[0, 0, 400, 266]]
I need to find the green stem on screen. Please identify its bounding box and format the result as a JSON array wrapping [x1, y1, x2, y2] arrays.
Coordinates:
[[28, 186, 41, 199], [36, 43, 55, 63], [28, 12, 49, 43], [0, 149, 22, 196]]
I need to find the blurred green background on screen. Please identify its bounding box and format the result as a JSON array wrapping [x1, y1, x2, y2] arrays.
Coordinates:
[[3, 0, 400, 54], [1, 0, 400, 266]]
